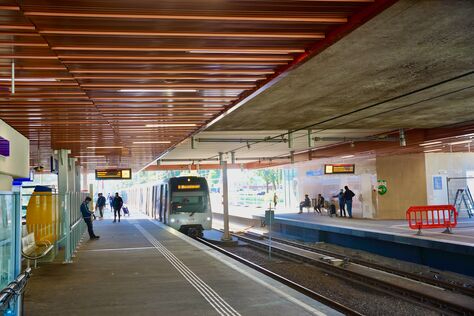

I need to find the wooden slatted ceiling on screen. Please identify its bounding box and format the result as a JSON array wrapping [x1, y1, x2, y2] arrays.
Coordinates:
[[0, 0, 393, 171]]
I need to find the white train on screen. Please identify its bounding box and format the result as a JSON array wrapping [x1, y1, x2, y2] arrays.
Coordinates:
[[126, 176, 212, 236]]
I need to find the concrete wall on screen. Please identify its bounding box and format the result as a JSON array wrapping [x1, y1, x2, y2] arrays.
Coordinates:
[[0, 120, 29, 190], [376, 154, 427, 219], [295, 158, 377, 218], [424, 152, 474, 218]]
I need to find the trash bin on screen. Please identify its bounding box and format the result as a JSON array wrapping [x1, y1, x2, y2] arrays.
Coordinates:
[[265, 209, 274, 225]]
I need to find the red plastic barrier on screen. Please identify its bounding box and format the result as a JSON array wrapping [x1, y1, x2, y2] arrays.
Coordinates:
[[406, 205, 457, 233]]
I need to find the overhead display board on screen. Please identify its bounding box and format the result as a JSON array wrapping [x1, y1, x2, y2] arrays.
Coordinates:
[[324, 164, 355, 174], [95, 168, 132, 180]]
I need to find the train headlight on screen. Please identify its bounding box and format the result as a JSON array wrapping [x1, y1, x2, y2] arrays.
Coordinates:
[[206, 217, 211, 221], [170, 218, 176, 223]]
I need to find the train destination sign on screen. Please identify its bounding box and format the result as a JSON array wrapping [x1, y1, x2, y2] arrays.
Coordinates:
[[95, 168, 132, 180], [324, 164, 355, 174]]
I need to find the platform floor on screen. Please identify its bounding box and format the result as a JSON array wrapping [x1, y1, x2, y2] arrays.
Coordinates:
[[24, 211, 339, 316]]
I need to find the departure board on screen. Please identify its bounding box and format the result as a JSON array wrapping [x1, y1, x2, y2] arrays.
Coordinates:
[[324, 164, 355, 174], [95, 168, 132, 180]]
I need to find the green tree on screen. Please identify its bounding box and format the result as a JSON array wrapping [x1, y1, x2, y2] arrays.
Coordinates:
[[256, 168, 282, 193]]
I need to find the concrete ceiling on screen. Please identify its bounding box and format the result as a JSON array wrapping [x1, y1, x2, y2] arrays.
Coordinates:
[[208, 0, 474, 132]]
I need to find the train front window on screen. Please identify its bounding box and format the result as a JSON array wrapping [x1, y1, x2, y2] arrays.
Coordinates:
[[171, 191, 209, 213]]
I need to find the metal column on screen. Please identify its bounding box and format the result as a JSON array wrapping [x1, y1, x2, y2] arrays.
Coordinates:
[[220, 153, 231, 241], [57, 149, 72, 263]]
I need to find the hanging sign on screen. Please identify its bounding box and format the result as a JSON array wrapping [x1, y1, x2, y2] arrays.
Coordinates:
[[324, 164, 355, 174], [95, 168, 132, 180]]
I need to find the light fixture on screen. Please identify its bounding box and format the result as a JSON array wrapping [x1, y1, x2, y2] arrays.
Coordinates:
[[455, 133, 474, 138], [0, 78, 57, 82], [119, 89, 197, 93], [75, 155, 105, 158], [145, 124, 197, 128], [56, 140, 95, 143], [449, 140, 472, 145], [132, 141, 172, 144], [188, 49, 304, 54], [87, 146, 123, 149], [423, 148, 442, 153], [340, 155, 354, 159], [419, 141, 442, 146]]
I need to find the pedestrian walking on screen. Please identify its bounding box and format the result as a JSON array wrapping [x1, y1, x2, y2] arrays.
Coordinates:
[[112, 192, 123, 223], [80, 197, 99, 240], [95, 193, 106, 218], [273, 192, 278, 210], [344, 186, 355, 218], [315, 194, 324, 214]]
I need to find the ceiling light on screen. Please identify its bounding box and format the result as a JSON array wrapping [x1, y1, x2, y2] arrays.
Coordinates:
[[132, 141, 172, 144], [87, 146, 124, 149], [119, 89, 197, 93], [419, 141, 442, 146], [0, 78, 57, 82], [145, 124, 197, 127], [340, 155, 354, 159], [455, 133, 474, 138], [424, 148, 442, 153], [449, 140, 472, 145]]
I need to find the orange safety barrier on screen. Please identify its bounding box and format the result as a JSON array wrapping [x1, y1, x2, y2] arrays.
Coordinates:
[[406, 205, 457, 235]]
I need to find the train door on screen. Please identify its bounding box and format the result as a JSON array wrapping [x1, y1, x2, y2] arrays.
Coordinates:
[[152, 186, 156, 219], [163, 184, 168, 224], [159, 184, 164, 222]]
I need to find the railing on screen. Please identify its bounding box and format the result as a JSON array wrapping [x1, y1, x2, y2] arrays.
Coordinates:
[[23, 192, 87, 264], [0, 268, 31, 316], [406, 205, 458, 235]]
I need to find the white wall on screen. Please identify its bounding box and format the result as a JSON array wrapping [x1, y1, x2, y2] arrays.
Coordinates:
[[0, 120, 30, 190], [294, 158, 377, 218], [425, 152, 474, 218]]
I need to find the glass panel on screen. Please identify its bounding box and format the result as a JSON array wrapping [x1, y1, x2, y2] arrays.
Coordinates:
[[171, 191, 209, 213], [0, 193, 15, 289]]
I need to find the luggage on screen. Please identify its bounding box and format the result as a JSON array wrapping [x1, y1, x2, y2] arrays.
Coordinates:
[[122, 206, 130, 216], [329, 204, 336, 217]]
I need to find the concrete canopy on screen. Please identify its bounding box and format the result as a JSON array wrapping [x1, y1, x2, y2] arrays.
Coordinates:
[[208, 0, 474, 132]]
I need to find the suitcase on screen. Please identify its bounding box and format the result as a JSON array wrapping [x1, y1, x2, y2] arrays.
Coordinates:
[[122, 206, 130, 216]]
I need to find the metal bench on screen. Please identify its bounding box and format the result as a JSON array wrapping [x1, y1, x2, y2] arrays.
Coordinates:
[[21, 233, 54, 268]]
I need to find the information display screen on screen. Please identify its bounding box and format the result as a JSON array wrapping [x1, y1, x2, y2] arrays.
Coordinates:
[[95, 168, 132, 180], [177, 184, 201, 190], [324, 164, 355, 174]]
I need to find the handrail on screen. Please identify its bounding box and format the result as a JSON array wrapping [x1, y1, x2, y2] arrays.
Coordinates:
[[70, 218, 82, 230], [0, 268, 32, 312]]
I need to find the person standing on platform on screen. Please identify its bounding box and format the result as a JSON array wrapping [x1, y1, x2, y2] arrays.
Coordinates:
[[80, 197, 100, 240], [112, 192, 124, 223], [299, 194, 311, 213], [95, 193, 106, 218], [273, 192, 278, 210], [337, 189, 346, 217], [344, 186, 355, 218], [108, 193, 114, 211]]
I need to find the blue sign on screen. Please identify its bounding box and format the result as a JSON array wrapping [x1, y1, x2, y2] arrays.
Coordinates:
[[306, 169, 323, 176], [433, 176, 443, 190], [0, 136, 9, 157]]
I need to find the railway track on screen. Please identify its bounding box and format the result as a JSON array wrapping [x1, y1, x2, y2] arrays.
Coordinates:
[[242, 231, 474, 298], [225, 231, 474, 315], [196, 237, 363, 316]]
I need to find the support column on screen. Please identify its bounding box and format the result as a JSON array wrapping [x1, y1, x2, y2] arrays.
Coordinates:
[[220, 153, 231, 241], [68, 157, 77, 193], [75, 164, 81, 193], [57, 149, 70, 194], [56, 149, 71, 263]]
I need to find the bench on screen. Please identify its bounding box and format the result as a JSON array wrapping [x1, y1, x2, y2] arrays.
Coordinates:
[[21, 233, 54, 268]]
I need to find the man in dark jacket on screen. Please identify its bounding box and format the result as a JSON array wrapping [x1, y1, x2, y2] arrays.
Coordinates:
[[344, 186, 355, 218], [96, 193, 106, 218], [299, 194, 311, 213], [337, 189, 346, 217], [112, 192, 124, 223], [81, 197, 99, 240]]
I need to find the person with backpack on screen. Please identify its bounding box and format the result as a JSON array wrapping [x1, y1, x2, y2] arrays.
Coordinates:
[[344, 186, 355, 218], [112, 192, 124, 223], [80, 197, 99, 240]]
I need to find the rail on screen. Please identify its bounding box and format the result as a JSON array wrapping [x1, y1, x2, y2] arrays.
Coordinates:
[[0, 268, 31, 315], [406, 205, 457, 235], [196, 237, 363, 316]]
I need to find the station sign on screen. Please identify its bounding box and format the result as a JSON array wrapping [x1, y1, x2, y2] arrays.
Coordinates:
[[324, 164, 355, 174], [0, 136, 10, 157], [95, 168, 132, 180]]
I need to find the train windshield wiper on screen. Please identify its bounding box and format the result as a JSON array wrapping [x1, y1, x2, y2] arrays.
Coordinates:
[[190, 212, 195, 217]]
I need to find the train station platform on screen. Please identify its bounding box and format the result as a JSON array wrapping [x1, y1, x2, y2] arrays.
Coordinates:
[[213, 211, 474, 277], [23, 212, 340, 316]]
